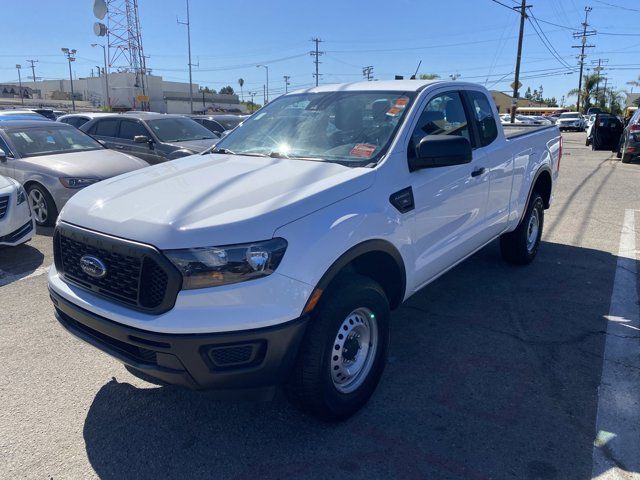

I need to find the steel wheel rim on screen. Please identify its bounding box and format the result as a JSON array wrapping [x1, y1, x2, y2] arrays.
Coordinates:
[[526, 208, 539, 252], [28, 189, 47, 224], [330, 307, 379, 394]]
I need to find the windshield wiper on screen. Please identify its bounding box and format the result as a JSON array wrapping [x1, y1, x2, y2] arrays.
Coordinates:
[[210, 147, 236, 155]]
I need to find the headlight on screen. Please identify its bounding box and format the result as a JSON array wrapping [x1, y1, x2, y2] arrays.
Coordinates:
[[59, 177, 100, 189], [164, 238, 288, 289], [16, 185, 26, 205]]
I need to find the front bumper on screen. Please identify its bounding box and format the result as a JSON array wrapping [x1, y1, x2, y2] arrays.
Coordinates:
[[0, 219, 34, 246], [50, 288, 309, 391]]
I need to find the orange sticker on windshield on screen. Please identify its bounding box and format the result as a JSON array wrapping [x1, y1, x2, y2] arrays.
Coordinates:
[[350, 143, 376, 158], [386, 96, 409, 117]]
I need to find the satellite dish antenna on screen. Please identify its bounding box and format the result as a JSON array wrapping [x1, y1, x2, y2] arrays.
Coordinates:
[[93, 0, 107, 20], [94, 22, 107, 37]]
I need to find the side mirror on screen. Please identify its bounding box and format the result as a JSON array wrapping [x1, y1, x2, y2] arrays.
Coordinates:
[[0, 148, 6, 162], [134, 135, 150, 144], [409, 135, 472, 172]]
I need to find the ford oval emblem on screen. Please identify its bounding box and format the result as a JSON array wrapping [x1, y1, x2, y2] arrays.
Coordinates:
[[80, 255, 107, 279]]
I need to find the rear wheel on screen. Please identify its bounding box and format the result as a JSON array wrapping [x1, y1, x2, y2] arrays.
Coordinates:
[[27, 184, 57, 227], [286, 274, 390, 421], [500, 192, 544, 265]]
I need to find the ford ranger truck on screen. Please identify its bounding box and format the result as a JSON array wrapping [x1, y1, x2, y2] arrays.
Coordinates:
[[48, 81, 560, 420]]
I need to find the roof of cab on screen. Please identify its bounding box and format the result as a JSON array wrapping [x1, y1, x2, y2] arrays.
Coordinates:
[[289, 79, 489, 95], [0, 120, 73, 129]]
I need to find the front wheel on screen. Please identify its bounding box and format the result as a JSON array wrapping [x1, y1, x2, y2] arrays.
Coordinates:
[[500, 193, 544, 265], [27, 184, 57, 227], [286, 274, 390, 420]]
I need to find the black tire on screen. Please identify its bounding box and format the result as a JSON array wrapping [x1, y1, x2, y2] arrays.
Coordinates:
[[621, 153, 632, 164], [286, 273, 390, 421], [26, 183, 57, 227], [500, 192, 544, 265]]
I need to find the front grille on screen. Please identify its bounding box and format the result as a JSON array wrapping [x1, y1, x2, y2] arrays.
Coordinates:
[[0, 195, 8, 219], [54, 223, 182, 313], [59, 234, 142, 305]]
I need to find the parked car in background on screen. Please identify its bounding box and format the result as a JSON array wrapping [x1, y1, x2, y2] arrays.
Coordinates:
[[27, 108, 57, 121], [0, 174, 35, 247], [188, 114, 246, 136], [49, 80, 560, 419], [617, 107, 640, 163], [52, 110, 67, 119], [81, 113, 218, 164], [0, 121, 148, 226], [557, 112, 585, 131], [58, 112, 115, 129], [0, 110, 50, 121]]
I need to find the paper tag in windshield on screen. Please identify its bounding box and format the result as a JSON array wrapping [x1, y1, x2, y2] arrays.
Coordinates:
[[386, 96, 409, 117], [350, 143, 377, 158]]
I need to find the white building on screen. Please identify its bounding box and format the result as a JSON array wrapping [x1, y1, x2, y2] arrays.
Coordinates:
[[6, 72, 244, 114]]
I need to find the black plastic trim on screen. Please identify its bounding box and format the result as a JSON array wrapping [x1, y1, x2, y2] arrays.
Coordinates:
[[50, 288, 309, 391], [54, 222, 182, 314], [389, 187, 415, 213]]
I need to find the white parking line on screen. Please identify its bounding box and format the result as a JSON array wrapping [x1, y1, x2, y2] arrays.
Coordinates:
[[592, 209, 640, 479], [0, 265, 50, 288]]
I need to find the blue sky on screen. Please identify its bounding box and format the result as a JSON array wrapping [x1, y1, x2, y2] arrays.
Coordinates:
[[2, 0, 639, 104]]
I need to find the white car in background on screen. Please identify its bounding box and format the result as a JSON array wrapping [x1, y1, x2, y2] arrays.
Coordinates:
[[557, 112, 585, 131], [0, 175, 35, 247]]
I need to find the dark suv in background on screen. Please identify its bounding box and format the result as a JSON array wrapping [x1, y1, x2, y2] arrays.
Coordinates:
[[188, 114, 246, 135], [618, 108, 640, 164], [80, 113, 218, 164]]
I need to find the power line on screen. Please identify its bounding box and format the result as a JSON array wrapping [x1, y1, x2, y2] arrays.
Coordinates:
[[572, 6, 596, 111], [527, 12, 575, 70]]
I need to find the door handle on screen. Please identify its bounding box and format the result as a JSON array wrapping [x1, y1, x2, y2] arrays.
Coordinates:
[[471, 167, 486, 177]]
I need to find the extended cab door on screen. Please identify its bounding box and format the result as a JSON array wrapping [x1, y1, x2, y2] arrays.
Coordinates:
[[407, 89, 491, 287], [463, 89, 513, 238], [88, 118, 120, 150]]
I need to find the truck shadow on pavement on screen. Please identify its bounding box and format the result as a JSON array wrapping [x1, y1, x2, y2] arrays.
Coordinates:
[[0, 243, 44, 286], [82, 240, 636, 480]]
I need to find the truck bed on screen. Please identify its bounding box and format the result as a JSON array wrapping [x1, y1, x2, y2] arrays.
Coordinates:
[[502, 123, 557, 139]]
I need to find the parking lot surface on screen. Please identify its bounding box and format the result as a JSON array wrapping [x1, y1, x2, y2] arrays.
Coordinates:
[[1, 132, 639, 479]]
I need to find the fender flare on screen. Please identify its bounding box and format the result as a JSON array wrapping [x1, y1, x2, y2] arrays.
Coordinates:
[[517, 165, 552, 227], [302, 239, 407, 312]]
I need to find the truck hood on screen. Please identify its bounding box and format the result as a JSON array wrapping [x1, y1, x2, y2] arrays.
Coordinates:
[[164, 138, 217, 152], [60, 153, 375, 249], [21, 148, 149, 178]]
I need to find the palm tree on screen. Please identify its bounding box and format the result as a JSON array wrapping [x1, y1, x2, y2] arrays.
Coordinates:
[[567, 73, 600, 112], [238, 78, 244, 102]]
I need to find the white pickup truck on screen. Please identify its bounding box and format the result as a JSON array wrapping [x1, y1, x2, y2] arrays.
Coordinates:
[[48, 81, 560, 420]]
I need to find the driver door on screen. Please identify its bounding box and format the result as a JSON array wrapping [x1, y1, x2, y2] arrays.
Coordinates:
[[408, 90, 491, 288]]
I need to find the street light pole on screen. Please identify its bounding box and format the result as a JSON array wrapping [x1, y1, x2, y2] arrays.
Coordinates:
[[15, 65, 24, 105], [177, 0, 194, 114], [257, 64, 269, 104], [284, 75, 290, 93], [91, 44, 111, 110]]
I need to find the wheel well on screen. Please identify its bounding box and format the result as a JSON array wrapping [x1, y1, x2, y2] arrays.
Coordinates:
[[338, 250, 405, 310], [532, 170, 552, 209]]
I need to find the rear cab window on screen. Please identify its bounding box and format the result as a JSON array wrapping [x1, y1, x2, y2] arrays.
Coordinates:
[[94, 118, 119, 137], [467, 90, 498, 147]]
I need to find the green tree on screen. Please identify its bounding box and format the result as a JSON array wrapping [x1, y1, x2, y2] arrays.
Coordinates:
[[524, 86, 532, 99], [238, 78, 244, 102], [219, 85, 235, 95], [567, 73, 600, 112], [419, 73, 440, 80]]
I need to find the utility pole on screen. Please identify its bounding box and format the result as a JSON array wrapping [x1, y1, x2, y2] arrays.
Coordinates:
[[177, 0, 194, 114], [510, 0, 527, 123], [26, 59, 39, 99], [248, 91, 256, 112], [362, 66, 374, 81], [602, 77, 608, 110], [310, 37, 324, 86], [283, 75, 291, 93], [591, 58, 608, 104], [15, 65, 24, 105], [572, 6, 596, 112], [449, 73, 461, 81], [263, 84, 266, 106], [61, 48, 77, 112]]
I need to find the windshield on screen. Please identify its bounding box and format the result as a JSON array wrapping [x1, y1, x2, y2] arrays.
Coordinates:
[[216, 117, 244, 130], [146, 117, 217, 142], [6, 125, 102, 158], [213, 90, 416, 165], [560, 113, 581, 119]]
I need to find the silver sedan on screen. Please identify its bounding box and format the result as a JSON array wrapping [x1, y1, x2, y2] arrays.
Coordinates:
[[0, 120, 148, 226]]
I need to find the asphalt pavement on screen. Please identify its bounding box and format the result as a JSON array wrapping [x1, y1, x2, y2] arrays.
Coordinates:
[[1, 132, 639, 480]]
